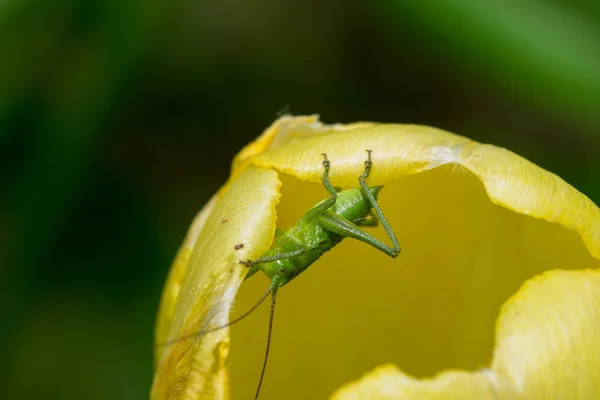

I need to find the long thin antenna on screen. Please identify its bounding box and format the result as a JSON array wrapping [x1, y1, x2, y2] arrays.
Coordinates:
[[254, 288, 278, 400], [160, 283, 274, 349], [98, 284, 273, 363]]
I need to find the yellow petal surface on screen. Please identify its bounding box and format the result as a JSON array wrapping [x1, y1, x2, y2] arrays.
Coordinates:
[[333, 269, 600, 399], [492, 269, 600, 399], [154, 115, 600, 400], [151, 166, 280, 400], [331, 364, 508, 400]]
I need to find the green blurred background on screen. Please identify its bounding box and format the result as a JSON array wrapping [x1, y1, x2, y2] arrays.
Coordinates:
[[2, 0, 599, 399]]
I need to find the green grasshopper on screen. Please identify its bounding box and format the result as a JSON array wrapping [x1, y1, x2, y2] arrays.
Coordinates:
[[238, 150, 401, 399], [159, 151, 400, 399]]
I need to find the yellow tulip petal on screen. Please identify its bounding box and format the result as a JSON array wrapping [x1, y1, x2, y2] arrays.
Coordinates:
[[331, 364, 509, 400], [151, 166, 280, 400], [492, 269, 600, 399], [251, 122, 472, 186]]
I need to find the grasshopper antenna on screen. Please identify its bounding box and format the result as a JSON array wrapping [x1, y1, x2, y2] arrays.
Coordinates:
[[255, 287, 278, 400], [160, 283, 274, 349], [97, 283, 273, 364]]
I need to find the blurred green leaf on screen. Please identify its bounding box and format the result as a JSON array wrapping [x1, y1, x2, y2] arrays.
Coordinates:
[[377, 0, 600, 137]]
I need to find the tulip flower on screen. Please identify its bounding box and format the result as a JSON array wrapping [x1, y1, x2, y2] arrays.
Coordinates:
[[151, 115, 600, 400]]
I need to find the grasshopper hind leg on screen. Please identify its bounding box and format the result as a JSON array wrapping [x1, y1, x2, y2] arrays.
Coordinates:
[[358, 150, 401, 257]]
